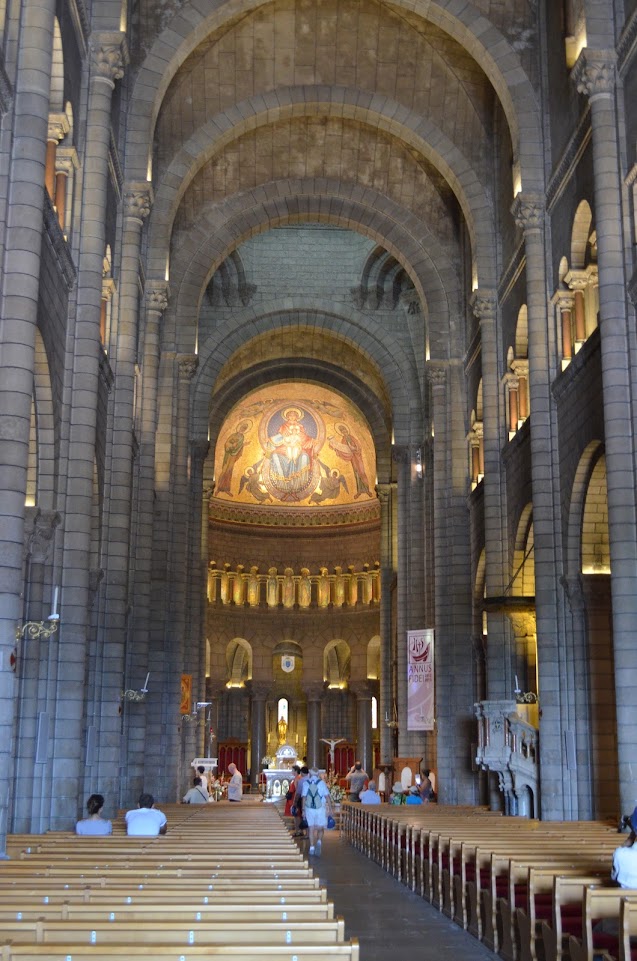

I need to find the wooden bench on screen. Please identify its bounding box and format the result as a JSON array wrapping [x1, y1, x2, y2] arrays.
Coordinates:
[[0, 946, 360, 961], [567, 885, 637, 961]]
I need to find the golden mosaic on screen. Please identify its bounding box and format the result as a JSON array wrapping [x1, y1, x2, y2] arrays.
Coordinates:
[[213, 384, 377, 510]]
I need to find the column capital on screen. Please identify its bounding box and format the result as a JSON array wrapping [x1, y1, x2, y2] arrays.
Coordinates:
[[571, 49, 617, 101], [552, 287, 575, 311], [178, 354, 198, 381], [427, 362, 447, 390], [375, 481, 395, 505], [47, 112, 70, 143], [89, 32, 129, 87], [191, 439, 210, 466], [55, 146, 79, 176], [564, 267, 591, 293], [470, 288, 497, 320], [145, 280, 169, 314], [511, 193, 545, 234], [24, 508, 61, 563], [350, 680, 374, 700], [303, 682, 326, 702], [247, 680, 271, 701], [124, 182, 153, 224]]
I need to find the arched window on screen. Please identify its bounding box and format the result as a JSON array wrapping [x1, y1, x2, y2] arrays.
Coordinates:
[[371, 696, 378, 730], [277, 697, 288, 724]]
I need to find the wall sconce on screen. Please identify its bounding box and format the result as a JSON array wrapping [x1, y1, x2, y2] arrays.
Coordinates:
[[16, 587, 60, 641], [415, 447, 424, 480], [121, 672, 150, 703]]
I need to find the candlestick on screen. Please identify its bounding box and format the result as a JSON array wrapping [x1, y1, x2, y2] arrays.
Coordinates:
[[142, 672, 150, 692], [514, 674, 520, 693], [50, 587, 59, 620]]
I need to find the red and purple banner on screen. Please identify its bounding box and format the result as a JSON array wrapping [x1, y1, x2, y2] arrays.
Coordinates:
[[407, 629, 434, 731]]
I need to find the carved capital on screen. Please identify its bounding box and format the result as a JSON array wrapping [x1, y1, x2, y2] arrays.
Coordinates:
[[124, 183, 153, 224], [552, 288, 575, 311], [399, 287, 421, 316], [47, 112, 70, 143], [24, 509, 61, 564], [55, 146, 79, 177], [427, 363, 447, 390], [375, 482, 394, 506], [511, 193, 544, 234], [90, 33, 128, 86], [145, 281, 169, 314], [391, 444, 410, 465], [572, 49, 617, 100], [470, 288, 497, 321], [178, 355, 198, 381], [303, 682, 326, 702]]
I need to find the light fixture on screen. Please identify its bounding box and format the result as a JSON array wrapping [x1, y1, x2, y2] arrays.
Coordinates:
[[415, 447, 424, 480], [16, 588, 60, 641]]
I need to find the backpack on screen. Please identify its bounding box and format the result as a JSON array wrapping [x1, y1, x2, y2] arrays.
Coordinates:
[[305, 780, 323, 809]]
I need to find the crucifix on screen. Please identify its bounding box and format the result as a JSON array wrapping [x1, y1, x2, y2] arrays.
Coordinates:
[[320, 737, 345, 770]]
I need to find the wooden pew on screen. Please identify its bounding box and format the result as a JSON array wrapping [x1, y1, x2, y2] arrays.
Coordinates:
[[567, 885, 637, 961], [0, 946, 360, 961], [619, 895, 637, 961]]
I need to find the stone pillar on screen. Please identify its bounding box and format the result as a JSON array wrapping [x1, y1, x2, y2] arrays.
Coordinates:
[[353, 683, 373, 778], [572, 49, 637, 816], [511, 194, 568, 820], [249, 683, 270, 788], [96, 183, 152, 807], [183, 440, 209, 771], [0, 0, 56, 851], [376, 483, 395, 765], [199, 484, 213, 756], [304, 684, 324, 769], [52, 31, 128, 830], [471, 292, 513, 703], [207, 686, 224, 763], [562, 575, 592, 820], [124, 282, 168, 800]]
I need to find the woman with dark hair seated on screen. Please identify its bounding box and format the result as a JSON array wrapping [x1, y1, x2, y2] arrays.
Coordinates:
[[76, 794, 112, 835]]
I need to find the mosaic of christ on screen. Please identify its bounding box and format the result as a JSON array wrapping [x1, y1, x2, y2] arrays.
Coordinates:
[[213, 385, 377, 508]]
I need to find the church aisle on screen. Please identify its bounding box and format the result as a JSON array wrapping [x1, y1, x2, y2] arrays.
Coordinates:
[[299, 829, 495, 961]]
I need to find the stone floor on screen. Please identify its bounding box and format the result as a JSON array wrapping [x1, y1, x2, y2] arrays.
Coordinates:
[[293, 825, 496, 961]]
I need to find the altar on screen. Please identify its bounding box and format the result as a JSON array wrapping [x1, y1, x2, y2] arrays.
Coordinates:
[[262, 743, 298, 802]]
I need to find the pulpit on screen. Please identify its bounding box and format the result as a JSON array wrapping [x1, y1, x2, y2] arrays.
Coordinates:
[[474, 700, 538, 816]]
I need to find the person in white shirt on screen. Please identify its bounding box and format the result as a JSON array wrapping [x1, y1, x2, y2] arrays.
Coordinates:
[[612, 809, 637, 888], [359, 780, 381, 804], [125, 793, 167, 836], [182, 777, 209, 804], [227, 763, 243, 802]]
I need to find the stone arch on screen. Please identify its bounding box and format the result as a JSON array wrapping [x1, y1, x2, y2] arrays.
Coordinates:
[[164, 182, 460, 362], [566, 441, 605, 578], [515, 305, 529, 359], [191, 303, 420, 450], [571, 200, 594, 270], [50, 18, 64, 112], [226, 637, 253, 685], [146, 90, 498, 288], [324, 639, 351, 688], [512, 504, 535, 597], [125, 0, 542, 193], [366, 636, 380, 681], [581, 456, 610, 575]]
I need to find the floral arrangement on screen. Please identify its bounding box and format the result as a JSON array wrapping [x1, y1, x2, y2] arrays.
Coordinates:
[[261, 755, 274, 768], [326, 772, 344, 803]]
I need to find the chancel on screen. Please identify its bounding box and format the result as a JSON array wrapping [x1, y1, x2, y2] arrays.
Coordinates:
[[1, 1, 637, 949]]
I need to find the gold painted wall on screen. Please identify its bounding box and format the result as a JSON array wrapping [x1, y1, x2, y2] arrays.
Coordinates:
[[213, 384, 377, 509]]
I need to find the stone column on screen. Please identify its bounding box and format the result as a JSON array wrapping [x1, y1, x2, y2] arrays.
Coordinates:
[[304, 683, 324, 769], [353, 683, 373, 778], [471, 292, 513, 702], [572, 49, 637, 815], [0, 0, 56, 852], [249, 682, 270, 788], [376, 483, 395, 765], [123, 281, 168, 800], [183, 439, 209, 771], [511, 194, 568, 820], [198, 484, 213, 756], [49, 31, 127, 830], [392, 445, 411, 757], [97, 184, 152, 806], [562, 575, 592, 820]]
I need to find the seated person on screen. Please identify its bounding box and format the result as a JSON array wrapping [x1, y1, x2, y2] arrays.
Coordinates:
[[76, 793, 112, 835], [612, 807, 637, 888], [390, 782, 406, 805], [419, 768, 435, 802], [182, 776, 209, 804], [359, 779, 381, 804], [125, 792, 167, 836], [405, 785, 423, 805]]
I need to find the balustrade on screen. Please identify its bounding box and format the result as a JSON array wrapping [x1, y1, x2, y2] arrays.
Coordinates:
[[208, 562, 380, 608], [475, 699, 538, 817]]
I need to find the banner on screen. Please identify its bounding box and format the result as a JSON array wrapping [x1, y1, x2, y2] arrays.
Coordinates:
[[180, 674, 192, 715], [407, 629, 434, 730]]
